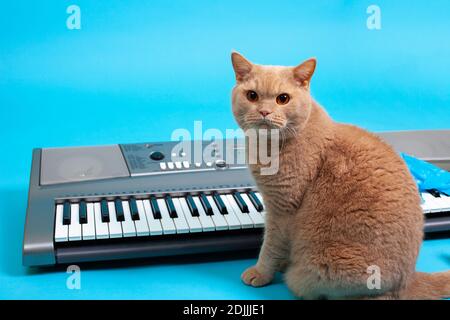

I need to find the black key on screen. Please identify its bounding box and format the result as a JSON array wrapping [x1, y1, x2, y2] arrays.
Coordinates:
[[79, 201, 88, 224], [248, 191, 264, 212], [186, 195, 199, 217], [100, 199, 110, 223], [150, 196, 162, 219], [233, 192, 249, 213], [427, 189, 441, 198], [129, 197, 140, 221], [213, 193, 228, 214], [165, 196, 178, 218], [115, 198, 125, 222], [63, 201, 71, 225], [199, 193, 213, 215]]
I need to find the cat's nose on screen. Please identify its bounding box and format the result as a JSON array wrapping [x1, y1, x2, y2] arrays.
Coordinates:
[[259, 111, 272, 117]]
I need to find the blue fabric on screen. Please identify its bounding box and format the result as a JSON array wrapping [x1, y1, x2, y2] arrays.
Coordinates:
[[402, 153, 450, 195]]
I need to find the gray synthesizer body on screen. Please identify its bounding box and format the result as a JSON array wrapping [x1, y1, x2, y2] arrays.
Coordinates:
[[23, 130, 450, 266]]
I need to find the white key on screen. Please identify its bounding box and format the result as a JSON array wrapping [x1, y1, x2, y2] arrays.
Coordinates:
[[157, 199, 176, 234], [178, 198, 202, 232], [135, 200, 150, 236], [142, 200, 163, 235], [171, 198, 190, 233], [428, 193, 450, 212], [241, 194, 265, 228], [69, 203, 82, 241], [121, 201, 137, 237], [107, 201, 123, 238], [82, 203, 96, 240], [54, 204, 68, 242], [421, 193, 441, 213], [206, 195, 228, 230], [440, 195, 450, 211], [220, 195, 242, 229], [192, 196, 215, 231], [255, 192, 266, 217], [225, 195, 254, 228], [94, 202, 109, 239]]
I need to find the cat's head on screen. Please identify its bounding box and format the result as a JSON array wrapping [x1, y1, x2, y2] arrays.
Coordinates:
[[231, 52, 316, 134]]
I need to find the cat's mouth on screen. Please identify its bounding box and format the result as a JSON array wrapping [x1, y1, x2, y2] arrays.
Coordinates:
[[248, 118, 285, 130]]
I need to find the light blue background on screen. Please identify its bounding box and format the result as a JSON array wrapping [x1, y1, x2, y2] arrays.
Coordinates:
[[0, 0, 449, 299]]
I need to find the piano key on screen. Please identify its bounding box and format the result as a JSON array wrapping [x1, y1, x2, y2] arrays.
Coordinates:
[[68, 203, 82, 241], [233, 192, 249, 213], [171, 198, 190, 233], [206, 195, 228, 230], [114, 198, 125, 222], [157, 199, 177, 234], [254, 192, 266, 217], [134, 200, 150, 236], [100, 199, 110, 223], [426, 191, 450, 212], [421, 192, 442, 213], [225, 194, 254, 228], [54, 204, 68, 242], [121, 201, 137, 237], [248, 191, 264, 212], [199, 193, 213, 215], [178, 197, 202, 232], [63, 201, 71, 225], [94, 202, 109, 239], [220, 195, 242, 229], [107, 201, 123, 238], [440, 194, 450, 211], [142, 199, 163, 235], [213, 193, 228, 214], [82, 202, 96, 240], [241, 194, 265, 227], [79, 200, 88, 224], [192, 196, 215, 231], [129, 197, 140, 221], [427, 189, 441, 198], [186, 195, 199, 217], [150, 196, 162, 219], [165, 196, 178, 218]]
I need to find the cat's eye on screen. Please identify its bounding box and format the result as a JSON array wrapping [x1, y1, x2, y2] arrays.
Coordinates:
[[276, 93, 290, 105], [246, 90, 259, 102]]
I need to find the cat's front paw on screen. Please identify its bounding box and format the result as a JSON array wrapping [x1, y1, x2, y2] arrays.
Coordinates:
[[241, 266, 273, 287]]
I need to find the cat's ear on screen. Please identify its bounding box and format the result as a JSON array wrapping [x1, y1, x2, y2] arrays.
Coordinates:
[[231, 52, 253, 82], [293, 58, 316, 87]]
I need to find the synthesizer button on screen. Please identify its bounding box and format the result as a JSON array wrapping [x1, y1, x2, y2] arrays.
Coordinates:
[[167, 162, 175, 170], [182, 161, 190, 169], [160, 162, 167, 170], [150, 151, 165, 161], [175, 161, 182, 169]]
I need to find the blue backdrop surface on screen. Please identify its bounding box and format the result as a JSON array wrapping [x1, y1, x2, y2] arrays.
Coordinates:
[[0, 0, 449, 299]]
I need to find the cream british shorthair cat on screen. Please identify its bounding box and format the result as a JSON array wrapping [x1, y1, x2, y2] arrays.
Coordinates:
[[231, 52, 450, 299]]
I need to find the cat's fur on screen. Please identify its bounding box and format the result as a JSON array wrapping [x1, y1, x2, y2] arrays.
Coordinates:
[[231, 52, 450, 299]]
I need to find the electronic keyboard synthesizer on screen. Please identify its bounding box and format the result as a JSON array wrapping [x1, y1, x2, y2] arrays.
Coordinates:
[[23, 130, 450, 266]]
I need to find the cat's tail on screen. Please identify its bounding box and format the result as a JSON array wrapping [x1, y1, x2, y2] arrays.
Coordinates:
[[398, 271, 450, 300]]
